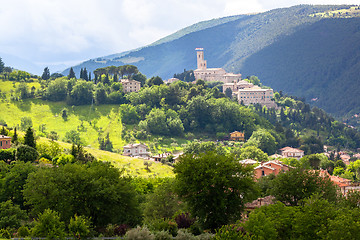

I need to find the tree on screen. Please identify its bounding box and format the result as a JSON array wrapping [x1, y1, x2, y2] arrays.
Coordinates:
[[225, 87, 232, 99], [20, 116, 33, 131], [243, 128, 277, 155], [146, 76, 164, 86], [270, 168, 339, 206], [45, 78, 68, 101], [64, 130, 82, 145], [174, 151, 256, 230], [15, 82, 29, 99], [238, 146, 268, 162], [0, 57, 4, 73], [16, 145, 39, 162], [68, 80, 94, 105], [68, 67, 76, 79], [24, 161, 141, 227], [41, 67, 50, 80], [0, 200, 27, 229], [31, 209, 66, 239], [24, 127, 36, 149], [143, 179, 185, 221]]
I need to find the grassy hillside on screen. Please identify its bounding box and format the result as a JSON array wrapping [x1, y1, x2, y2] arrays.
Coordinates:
[[63, 4, 360, 123]]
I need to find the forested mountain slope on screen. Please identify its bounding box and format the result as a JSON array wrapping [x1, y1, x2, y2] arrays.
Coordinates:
[[63, 5, 360, 118]]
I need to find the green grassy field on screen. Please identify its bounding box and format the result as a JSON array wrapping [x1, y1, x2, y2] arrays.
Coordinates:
[[0, 79, 175, 178]]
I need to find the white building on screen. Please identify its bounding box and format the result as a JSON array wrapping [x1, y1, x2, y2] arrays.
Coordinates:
[[237, 86, 276, 108]]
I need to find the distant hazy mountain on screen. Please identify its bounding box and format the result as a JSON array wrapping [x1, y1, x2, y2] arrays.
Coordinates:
[[63, 5, 360, 118]]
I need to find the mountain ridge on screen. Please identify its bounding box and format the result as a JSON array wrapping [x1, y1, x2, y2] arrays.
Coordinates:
[[62, 4, 360, 119]]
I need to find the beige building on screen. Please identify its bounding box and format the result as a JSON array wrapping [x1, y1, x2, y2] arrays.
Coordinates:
[[120, 79, 141, 93], [279, 146, 304, 159], [194, 48, 242, 83], [123, 143, 150, 158], [237, 86, 276, 108]]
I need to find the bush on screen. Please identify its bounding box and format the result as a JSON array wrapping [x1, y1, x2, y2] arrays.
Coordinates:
[[125, 226, 155, 240], [198, 232, 215, 240], [154, 230, 172, 240], [16, 144, 39, 162], [17, 226, 30, 237], [175, 229, 197, 240], [214, 224, 251, 240], [148, 219, 178, 237], [175, 213, 195, 229]]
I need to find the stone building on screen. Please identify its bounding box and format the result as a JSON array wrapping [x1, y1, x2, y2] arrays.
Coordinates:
[[237, 86, 276, 108], [193, 48, 242, 83], [120, 79, 141, 93]]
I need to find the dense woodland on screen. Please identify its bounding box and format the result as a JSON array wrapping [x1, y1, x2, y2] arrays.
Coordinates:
[[0, 60, 360, 238]]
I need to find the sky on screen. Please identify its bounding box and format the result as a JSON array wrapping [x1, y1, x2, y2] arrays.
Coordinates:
[[0, 0, 359, 73]]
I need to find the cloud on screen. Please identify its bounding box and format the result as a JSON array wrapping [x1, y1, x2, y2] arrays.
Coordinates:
[[0, 0, 359, 72]]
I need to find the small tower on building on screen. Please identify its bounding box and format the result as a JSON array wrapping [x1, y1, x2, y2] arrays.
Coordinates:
[[195, 48, 207, 70]]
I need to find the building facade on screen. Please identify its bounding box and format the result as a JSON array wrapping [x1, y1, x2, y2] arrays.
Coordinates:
[[193, 48, 242, 83], [279, 147, 305, 159], [123, 143, 149, 158], [0, 135, 11, 149], [120, 79, 141, 93]]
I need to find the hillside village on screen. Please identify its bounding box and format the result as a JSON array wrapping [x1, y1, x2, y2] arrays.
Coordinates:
[[1, 36, 360, 239]]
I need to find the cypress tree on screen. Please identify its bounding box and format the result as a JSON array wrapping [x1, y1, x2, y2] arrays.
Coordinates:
[[0, 126, 7, 135], [83, 68, 88, 81], [24, 127, 36, 149], [0, 57, 5, 73], [88, 72, 91, 82], [13, 127, 18, 143], [80, 68, 84, 79], [68, 67, 76, 79]]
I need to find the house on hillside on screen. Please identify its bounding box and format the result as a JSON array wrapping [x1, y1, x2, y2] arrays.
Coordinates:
[[279, 146, 304, 159], [123, 143, 149, 158], [0, 135, 11, 149], [254, 160, 292, 179], [229, 131, 245, 141], [120, 79, 141, 93]]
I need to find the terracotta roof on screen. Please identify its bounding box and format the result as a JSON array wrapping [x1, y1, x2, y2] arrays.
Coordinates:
[[239, 159, 258, 165], [280, 147, 304, 153]]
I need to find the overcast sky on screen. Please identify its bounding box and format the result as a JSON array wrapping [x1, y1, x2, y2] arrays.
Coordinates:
[[0, 0, 359, 72]]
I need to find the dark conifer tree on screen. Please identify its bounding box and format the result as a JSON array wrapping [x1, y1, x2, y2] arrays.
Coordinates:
[[0, 126, 7, 135], [0, 57, 5, 73], [24, 127, 36, 149], [68, 67, 76, 79], [13, 127, 18, 143], [41, 67, 51, 80], [80, 68, 84, 79], [88, 72, 91, 82], [83, 68, 88, 81]]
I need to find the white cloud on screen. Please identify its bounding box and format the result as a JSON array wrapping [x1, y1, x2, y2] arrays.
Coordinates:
[[0, 0, 359, 71]]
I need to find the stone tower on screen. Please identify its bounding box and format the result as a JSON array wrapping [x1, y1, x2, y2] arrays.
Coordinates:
[[196, 48, 207, 70]]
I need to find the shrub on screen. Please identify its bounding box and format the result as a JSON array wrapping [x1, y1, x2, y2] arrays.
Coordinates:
[[148, 219, 178, 237], [175, 229, 197, 240], [17, 226, 30, 237], [154, 230, 172, 240], [125, 226, 155, 240], [198, 232, 215, 240], [175, 213, 195, 229], [214, 224, 252, 240]]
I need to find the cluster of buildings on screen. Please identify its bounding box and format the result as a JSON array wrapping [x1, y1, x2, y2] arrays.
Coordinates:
[[194, 48, 276, 108]]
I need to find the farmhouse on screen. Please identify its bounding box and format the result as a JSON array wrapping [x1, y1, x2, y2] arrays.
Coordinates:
[[279, 146, 304, 159], [123, 143, 150, 158], [229, 131, 245, 141], [120, 79, 141, 93], [0, 135, 11, 149], [254, 160, 292, 179]]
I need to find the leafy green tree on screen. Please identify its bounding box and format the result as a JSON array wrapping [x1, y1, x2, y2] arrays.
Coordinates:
[[64, 130, 82, 145], [243, 128, 277, 154], [24, 127, 36, 149], [41, 67, 50, 80], [31, 209, 66, 239], [143, 179, 185, 221], [20, 116, 33, 131], [270, 168, 338, 206], [15, 82, 29, 99], [24, 161, 141, 227], [0, 200, 27, 229], [16, 145, 39, 162], [45, 78, 68, 101], [94, 83, 108, 105], [0, 161, 37, 208], [174, 151, 256, 230], [68, 80, 94, 105], [239, 146, 268, 162], [146, 76, 164, 86]]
